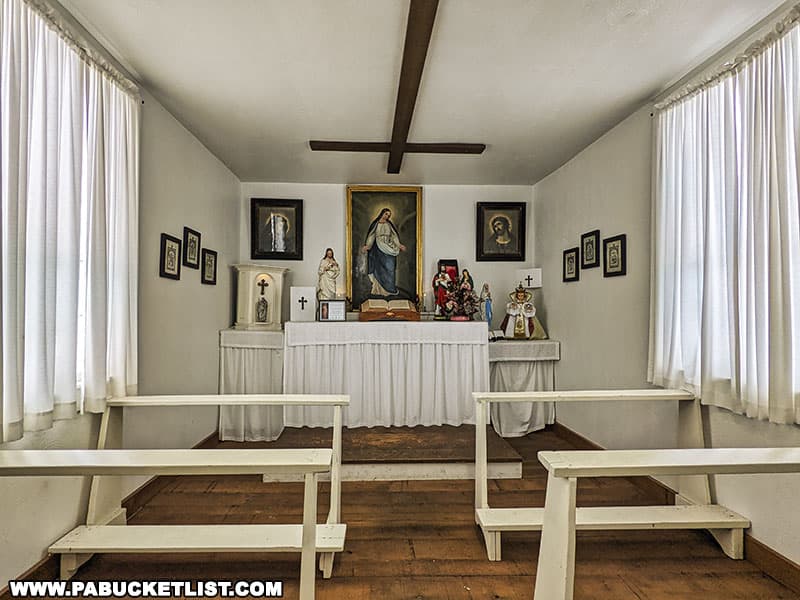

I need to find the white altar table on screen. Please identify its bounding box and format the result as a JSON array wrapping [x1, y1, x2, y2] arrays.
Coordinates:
[[283, 321, 489, 428], [489, 340, 560, 437]]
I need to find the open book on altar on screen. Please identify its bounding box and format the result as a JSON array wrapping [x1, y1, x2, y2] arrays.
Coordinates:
[[359, 299, 420, 321]]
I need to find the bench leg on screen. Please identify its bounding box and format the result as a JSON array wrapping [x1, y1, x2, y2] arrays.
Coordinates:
[[300, 473, 318, 600], [533, 476, 577, 600], [59, 553, 93, 580], [710, 528, 745, 560], [482, 529, 502, 561], [319, 552, 334, 578]]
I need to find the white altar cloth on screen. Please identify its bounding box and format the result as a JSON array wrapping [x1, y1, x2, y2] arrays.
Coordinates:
[[489, 340, 560, 437], [283, 321, 489, 428], [218, 329, 284, 441]]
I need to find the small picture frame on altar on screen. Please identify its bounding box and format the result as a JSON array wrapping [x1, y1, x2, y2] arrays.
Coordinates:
[[319, 299, 346, 322]]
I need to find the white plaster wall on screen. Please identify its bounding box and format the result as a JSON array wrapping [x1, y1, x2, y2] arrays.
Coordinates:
[[532, 106, 674, 450], [533, 105, 800, 564], [0, 91, 241, 588], [239, 183, 533, 329]]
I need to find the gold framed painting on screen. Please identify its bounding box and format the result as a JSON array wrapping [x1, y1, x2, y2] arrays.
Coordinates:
[[346, 185, 422, 310]]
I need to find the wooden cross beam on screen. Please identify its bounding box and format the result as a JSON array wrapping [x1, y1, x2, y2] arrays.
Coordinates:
[[309, 0, 485, 174]]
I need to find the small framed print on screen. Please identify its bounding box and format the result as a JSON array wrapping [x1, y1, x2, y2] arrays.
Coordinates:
[[251, 198, 303, 261], [476, 202, 526, 261], [201, 248, 217, 285], [563, 247, 579, 282], [603, 234, 627, 277], [318, 299, 347, 322], [183, 227, 201, 269], [159, 233, 181, 280], [581, 229, 600, 269]]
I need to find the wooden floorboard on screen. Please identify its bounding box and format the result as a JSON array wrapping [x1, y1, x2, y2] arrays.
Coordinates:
[[63, 427, 799, 600], [217, 424, 521, 463]]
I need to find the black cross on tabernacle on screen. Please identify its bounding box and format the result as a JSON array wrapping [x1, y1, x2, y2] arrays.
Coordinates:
[[298, 296, 308, 310], [524, 275, 534, 286], [257, 279, 269, 296]]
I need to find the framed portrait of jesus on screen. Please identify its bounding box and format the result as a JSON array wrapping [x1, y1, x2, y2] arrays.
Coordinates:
[[346, 185, 422, 310]]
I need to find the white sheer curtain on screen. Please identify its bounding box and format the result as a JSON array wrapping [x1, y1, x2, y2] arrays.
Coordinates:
[[649, 23, 800, 424], [1, 0, 139, 442]]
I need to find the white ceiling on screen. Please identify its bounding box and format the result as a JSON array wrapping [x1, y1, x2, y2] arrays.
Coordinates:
[[62, 0, 786, 185]]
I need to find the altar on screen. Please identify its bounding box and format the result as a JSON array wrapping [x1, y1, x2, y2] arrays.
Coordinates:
[[282, 321, 489, 428], [218, 325, 559, 440]]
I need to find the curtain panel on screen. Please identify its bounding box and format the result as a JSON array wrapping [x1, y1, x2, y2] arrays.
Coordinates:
[[0, 0, 139, 442], [649, 25, 800, 424]]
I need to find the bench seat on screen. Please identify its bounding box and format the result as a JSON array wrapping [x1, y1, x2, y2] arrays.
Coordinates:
[[476, 505, 749, 532], [50, 524, 346, 554]]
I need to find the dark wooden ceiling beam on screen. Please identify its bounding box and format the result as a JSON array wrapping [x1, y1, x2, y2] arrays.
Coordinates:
[[309, 141, 390, 152], [387, 0, 439, 174], [405, 142, 485, 154], [310, 141, 485, 154]]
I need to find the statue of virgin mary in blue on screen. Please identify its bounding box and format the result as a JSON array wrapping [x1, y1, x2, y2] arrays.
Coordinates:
[[361, 207, 405, 296]]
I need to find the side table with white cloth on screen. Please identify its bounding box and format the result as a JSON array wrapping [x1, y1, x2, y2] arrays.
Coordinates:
[[489, 340, 560, 437], [218, 329, 284, 441], [283, 321, 489, 428]]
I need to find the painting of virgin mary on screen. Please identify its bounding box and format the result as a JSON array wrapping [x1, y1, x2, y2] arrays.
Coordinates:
[[347, 186, 422, 309]]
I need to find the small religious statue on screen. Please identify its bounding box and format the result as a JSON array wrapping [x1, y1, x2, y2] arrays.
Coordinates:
[[480, 283, 492, 323], [317, 248, 340, 300], [500, 283, 548, 339], [432, 264, 452, 316], [459, 269, 474, 292], [255, 277, 269, 323]]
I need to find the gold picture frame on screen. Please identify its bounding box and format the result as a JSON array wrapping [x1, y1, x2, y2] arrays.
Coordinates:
[[346, 185, 422, 310]]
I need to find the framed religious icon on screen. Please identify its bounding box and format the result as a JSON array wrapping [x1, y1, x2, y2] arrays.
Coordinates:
[[250, 198, 303, 260], [318, 299, 347, 322], [563, 247, 579, 282], [476, 202, 526, 261], [603, 234, 627, 277], [182, 227, 201, 269], [346, 185, 422, 310], [581, 229, 600, 269], [159, 233, 181, 280], [201, 248, 217, 285]]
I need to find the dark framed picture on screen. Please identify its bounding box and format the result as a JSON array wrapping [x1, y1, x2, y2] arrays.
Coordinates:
[[159, 233, 181, 280], [476, 202, 526, 261], [563, 247, 579, 282], [603, 234, 627, 277], [201, 248, 217, 285], [250, 198, 303, 260], [183, 227, 201, 269], [346, 185, 422, 310], [318, 299, 347, 322], [581, 229, 600, 269]]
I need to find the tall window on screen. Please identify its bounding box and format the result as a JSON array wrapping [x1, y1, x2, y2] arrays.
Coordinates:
[[1, 0, 139, 442], [649, 15, 800, 424]]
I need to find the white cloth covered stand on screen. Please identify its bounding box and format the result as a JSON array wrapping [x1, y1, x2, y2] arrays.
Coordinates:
[[489, 340, 559, 437], [218, 330, 284, 441]]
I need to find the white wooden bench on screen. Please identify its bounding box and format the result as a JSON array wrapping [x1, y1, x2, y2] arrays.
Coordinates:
[[533, 448, 800, 600], [92, 394, 349, 578], [474, 389, 711, 560], [0, 448, 331, 600]]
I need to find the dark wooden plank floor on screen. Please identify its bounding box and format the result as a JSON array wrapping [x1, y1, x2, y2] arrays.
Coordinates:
[[71, 427, 798, 599], [217, 424, 521, 464]]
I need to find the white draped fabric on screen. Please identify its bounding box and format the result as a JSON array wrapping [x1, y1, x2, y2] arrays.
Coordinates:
[[0, 0, 139, 442], [218, 330, 284, 441], [650, 23, 800, 424], [283, 322, 489, 428], [489, 340, 558, 436]]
